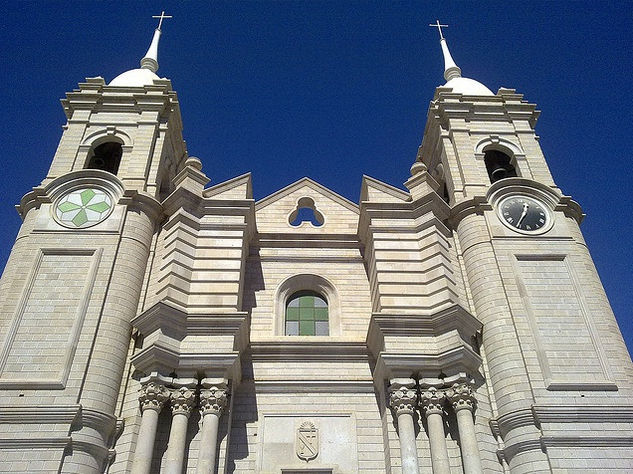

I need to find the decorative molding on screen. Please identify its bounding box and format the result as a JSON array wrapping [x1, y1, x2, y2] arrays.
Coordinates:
[[541, 436, 633, 448], [366, 304, 482, 355], [533, 405, 633, 424], [249, 340, 368, 361], [256, 177, 359, 214], [18, 169, 125, 219], [0, 437, 71, 450], [273, 273, 342, 337], [0, 247, 102, 389], [490, 408, 536, 438], [374, 345, 482, 381], [252, 380, 375, 394], [496, 438, 543, 464], [0, 405, 80, 424]]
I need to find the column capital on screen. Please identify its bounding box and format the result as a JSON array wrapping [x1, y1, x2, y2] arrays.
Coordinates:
[[388, 380, 418, 416], [138, 381, 170, 413], [170, 386, 196, 417], [419, 386, 446, 417], [199, 386, 228, 417], [446, 382, 476, 413]]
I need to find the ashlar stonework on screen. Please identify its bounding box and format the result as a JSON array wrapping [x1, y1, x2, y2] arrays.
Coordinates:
[[1, 20, 633, 474]]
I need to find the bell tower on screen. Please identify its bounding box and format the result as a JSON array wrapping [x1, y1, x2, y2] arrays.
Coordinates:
[[0, 13, 185, 473], [414, 24, 633, 473]]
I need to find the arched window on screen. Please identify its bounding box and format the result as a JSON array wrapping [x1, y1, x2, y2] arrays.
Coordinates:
[[484, 149, 517, 183], [285, 290, 329, 336], [86, 141, 122, 175]]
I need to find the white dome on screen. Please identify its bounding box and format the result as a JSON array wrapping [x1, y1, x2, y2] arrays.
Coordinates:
[[444, 77, 494, 96], [109, 68, 160, 87]]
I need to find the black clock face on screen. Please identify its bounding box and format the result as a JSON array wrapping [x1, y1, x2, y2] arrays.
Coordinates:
[[499, 196, 549, 232]]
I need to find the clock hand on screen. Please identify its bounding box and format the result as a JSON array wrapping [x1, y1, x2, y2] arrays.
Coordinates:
[[517, 203, 529, 226]]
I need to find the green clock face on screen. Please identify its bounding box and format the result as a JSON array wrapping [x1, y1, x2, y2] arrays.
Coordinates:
[[54, 188, 113, 228], [498, 195, 550, 233]]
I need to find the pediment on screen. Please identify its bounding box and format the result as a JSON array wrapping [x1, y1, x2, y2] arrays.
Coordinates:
[[203, 172, 253, 200], [360, 175, 410, 203], [255, 177, 359, 234]]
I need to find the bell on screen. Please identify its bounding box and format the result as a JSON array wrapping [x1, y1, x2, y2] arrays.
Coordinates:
[[490, 166, 508, 182]]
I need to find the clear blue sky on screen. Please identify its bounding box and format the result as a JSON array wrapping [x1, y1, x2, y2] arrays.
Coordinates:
[[1, 2, 632, 353]]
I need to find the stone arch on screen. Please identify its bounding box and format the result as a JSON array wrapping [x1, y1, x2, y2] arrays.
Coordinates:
[[474, 136, 523, 157], [79, 128, 133, 175], [274, 274, 340, 336], [475, 136, 524, 183]]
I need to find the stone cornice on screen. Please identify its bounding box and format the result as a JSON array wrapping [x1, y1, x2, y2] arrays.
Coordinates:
[[449, 177, 584, 228], [489, 408, 535, 439], [0, 437, 71, 449], [374, 345, 482, 381], [0, 404, 80, 424], [252, 380, 375, 393], [17, 169, 126, 218], [366, 305, 482, 356], [430, 90, 541, 129], [132, 301, 248, 339], [131, 346, 241, 381], [532, 405, 633, 424], [358, 191, 452, 241], [249, 340, 369, 361], [62, 79, 178, 119], [118, 189, 164, 224]]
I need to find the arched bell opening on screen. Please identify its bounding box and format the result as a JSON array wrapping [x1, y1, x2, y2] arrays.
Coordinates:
[[484, 149, 517, 183], [85, 141, 123, 175]]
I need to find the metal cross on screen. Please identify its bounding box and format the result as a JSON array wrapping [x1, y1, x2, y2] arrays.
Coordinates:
[[152, 11, 173, 31], [429, 20, 449, 40]]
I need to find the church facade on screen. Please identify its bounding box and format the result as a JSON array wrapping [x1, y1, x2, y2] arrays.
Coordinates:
[[1, 19, 633, 474]]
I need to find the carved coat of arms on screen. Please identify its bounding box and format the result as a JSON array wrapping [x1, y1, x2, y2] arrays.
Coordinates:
[[296, 421, 319, 461]]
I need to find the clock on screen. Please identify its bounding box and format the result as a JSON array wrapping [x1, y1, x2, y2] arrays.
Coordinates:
[[54, 187, 113, 229], [497, 195, 550, 233]]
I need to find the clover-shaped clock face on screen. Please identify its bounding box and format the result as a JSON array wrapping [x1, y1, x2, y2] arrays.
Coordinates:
[[54, 188, 113, 228]]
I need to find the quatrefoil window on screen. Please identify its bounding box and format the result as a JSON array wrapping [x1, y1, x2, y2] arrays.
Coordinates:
[[288, 197, 324, 227]]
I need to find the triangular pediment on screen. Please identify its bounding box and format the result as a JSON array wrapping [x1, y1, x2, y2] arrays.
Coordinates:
[[203, 172, 253, 200], [255, 177, 359, 234], [360, 175, 410, 203]]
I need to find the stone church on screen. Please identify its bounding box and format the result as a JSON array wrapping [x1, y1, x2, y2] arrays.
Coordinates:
[[1, 16, 632, 474]]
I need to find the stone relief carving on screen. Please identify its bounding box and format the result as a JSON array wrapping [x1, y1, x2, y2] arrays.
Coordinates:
[[296, 421, 319, 461]]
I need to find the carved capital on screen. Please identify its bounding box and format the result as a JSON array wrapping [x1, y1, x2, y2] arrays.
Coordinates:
[[388, 385, 418, 416], [138, 382, 169, 413], [446, 383, 476, 413], [419, 386, 446, 417], [199, 386, 228, 417], [170, 386, 196, 417]]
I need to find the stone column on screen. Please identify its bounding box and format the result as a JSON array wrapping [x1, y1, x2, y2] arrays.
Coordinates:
[[164, 385, 196, 474], [447, 383, 483, 474], [131, 381, 170, 474], [388, 379, 420, 474], [196, 381, 228, 474], [420, 387, 450, 474]]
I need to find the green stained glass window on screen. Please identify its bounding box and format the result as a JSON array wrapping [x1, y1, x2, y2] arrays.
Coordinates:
[[285, 291, 329, 336]]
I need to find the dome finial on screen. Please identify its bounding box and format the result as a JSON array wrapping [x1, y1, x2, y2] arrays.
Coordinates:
[[429, 20, 462, 81], [140, 11, 173, 73]]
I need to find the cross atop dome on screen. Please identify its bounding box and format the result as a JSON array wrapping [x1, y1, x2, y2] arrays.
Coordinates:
[[429, 19, 462, 81], [140, 11, 173, 73], [428, 20, 448, 40], [427, 20, 493, 96], [152, 11, 172, 31]]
